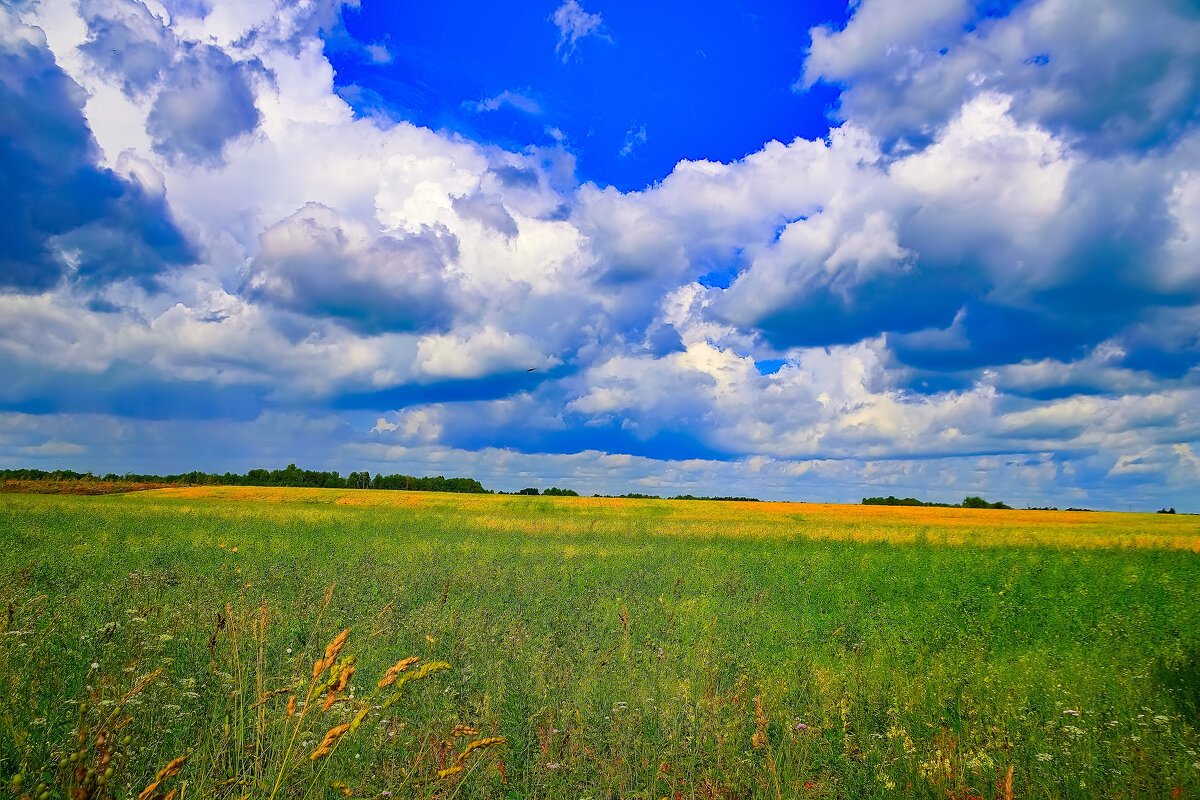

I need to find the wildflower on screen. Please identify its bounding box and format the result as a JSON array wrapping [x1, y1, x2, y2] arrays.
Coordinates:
[[90, 662, 99, 670]]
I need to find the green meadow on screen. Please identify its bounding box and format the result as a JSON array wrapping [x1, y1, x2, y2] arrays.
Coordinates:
[[1, 488, 1198, 799]]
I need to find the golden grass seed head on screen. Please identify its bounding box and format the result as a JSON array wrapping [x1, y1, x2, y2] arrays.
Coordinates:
[[752, 695, 768, 749], [378, 656, 420, 687], [309, 723, 351, 760], [324, 629, 350, 664], [137, 754, 188, 800]]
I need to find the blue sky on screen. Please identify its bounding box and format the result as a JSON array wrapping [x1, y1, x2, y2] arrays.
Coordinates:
[[2, 0, 1199, 509], [326, 1, 844, 191]]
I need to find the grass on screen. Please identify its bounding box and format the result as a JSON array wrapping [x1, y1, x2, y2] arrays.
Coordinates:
[[1, 487, 1198, 799]]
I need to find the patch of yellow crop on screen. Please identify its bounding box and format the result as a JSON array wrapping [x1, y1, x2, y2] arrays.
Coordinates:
[[139, 486, 1200, 551]]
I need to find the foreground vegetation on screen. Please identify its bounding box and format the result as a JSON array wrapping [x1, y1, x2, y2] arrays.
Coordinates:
[[1, 488, 1198, 799]]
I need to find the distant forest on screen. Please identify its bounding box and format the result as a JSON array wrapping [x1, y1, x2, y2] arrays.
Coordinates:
[[1, 467, 767, 501], [1, 465, 487, 494], [863, 495, 1013, 509]]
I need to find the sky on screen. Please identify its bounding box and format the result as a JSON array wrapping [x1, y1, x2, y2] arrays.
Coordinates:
[[1, 0, 1199, 510]]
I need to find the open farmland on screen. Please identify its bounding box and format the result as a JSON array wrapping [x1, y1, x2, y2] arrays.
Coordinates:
[[1, 488, 1198, 799]]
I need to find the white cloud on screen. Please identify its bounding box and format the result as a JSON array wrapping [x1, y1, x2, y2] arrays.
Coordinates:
[[371, 417, 398, 433], [416, 326, 558, 380], [1174, 443, 1200, 477], [469, 89, 541, 115], [804, 0, 1200, 151], [18, 440, 88, 457], [620, 124, 646, 157], [364, 43, 391, 64], [550, 0, 608, 62]]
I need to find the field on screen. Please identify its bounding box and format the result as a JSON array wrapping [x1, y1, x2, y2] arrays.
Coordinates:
[[1, 488, 1199, 800]]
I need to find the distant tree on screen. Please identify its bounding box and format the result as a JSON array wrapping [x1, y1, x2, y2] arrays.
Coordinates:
[[517, 487, 540, 495]]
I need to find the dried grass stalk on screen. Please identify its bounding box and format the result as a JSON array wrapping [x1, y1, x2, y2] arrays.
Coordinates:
[[137, 754, 188, 800]]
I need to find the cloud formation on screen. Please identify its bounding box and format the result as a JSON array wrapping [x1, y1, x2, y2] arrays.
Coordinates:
[[0, 7, 194, 291], [2, 0, 1198, 509], [244, 203, 463, 334], [803, 0, 1200, 152]]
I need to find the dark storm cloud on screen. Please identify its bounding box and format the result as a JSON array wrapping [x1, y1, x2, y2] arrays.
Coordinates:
[[0, 17, 194, 292], [243, 203, 465, 335], [147, 43, 262, 163]]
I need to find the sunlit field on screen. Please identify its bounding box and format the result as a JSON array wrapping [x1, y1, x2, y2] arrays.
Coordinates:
[[2, 488, 1198, 799]]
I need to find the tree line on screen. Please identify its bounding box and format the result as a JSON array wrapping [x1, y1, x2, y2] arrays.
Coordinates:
[[1, 466, 487, 495], [863, 495, 1012, 509]]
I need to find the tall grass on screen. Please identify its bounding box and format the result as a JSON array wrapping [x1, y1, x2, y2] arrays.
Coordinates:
[[1, 489, 1197, 798]]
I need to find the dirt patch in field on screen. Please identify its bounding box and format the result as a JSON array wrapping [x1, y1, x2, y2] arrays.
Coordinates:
[[0, 479, 179, 495]]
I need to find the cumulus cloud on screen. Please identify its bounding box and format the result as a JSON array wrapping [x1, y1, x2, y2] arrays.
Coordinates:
[[416, 326, 559, 380], [0, 7, 194, 291], [244, 203, 464, 334], [692, 92, 1200, 372], [79, 0, 175, 94], [803, 0, 1200, 152], [147, 42, 262, 163]]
